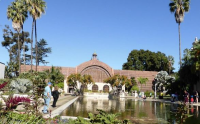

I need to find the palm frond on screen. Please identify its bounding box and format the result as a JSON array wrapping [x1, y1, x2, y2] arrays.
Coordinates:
[[169, 2, 176, 12]]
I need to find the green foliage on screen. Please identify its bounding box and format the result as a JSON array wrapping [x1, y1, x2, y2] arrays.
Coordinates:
[[137, 77, 148, 90], [167, 55, 175, 74], [144, 91, 154, 97], [56, 82, 64, 89], [153, 71, 175, 92], [104, 75, 133, 95], [5, 62, 19, 78], [4, 112, 46, 124], [67, 74, 94, 95], [33, 38, 51, 66], [123, 49, 172, 71], [131, 85, 139, 92], [19, 71, 47, 95], [104, 75, 130, 88], [68, 109, 130, 124], [169, 0, 190, 23], [68, 117, 91, 124], [168, 103, 193, 124], [45, 66, 64, 85], [2, 25, 31, 77], [80, 74, 94, 95], [174, 39, 200, 94], [67, 73, 82, 90], [190, 39, 200, 71]]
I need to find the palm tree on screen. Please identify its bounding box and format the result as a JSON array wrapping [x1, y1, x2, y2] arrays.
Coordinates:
[[67, 74, 83, 95], [182, 48, 191, 65], [169, 0, 190, 67], [81, 75, 94, 95], [104, 75, 130, 95], [137, 77, 148, 91], [26, 0, 46, 72], [7, 0, 28, 74]]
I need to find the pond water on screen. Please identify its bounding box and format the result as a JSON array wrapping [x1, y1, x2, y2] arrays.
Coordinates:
[[60, 97, 200, 124]]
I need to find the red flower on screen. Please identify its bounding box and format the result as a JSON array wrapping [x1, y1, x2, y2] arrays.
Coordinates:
[[0, 82, 8, 89]]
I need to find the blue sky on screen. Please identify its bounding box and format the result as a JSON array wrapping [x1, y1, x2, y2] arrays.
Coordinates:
[[0, 0, 200, 72]]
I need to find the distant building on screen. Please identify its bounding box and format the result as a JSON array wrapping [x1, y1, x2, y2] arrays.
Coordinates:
[[21, 53, 157, 93], [0, 62, 5, 79]]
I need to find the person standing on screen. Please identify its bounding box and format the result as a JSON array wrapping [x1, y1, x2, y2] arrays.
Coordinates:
[[184, 90, 189, 103], [43, 82, 52, 114], [52, 86, 60, 107], [195, 91, 199, 103]]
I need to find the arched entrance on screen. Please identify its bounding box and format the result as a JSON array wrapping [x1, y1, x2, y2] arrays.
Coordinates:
[[103, 85, 109, 92], [92, 84, 98, 92]]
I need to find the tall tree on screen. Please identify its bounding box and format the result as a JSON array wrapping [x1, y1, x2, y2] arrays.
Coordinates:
[[190, 39, 200, 71], [81, 75, 94, 95], [1, 25, 14, 62], [67, 74, 83, 93], [169, 0, 190, 67], [2, 25, 31, 64], [153, 71, 175, 93], [167, 55, 175, 74], [123, 49, 171, 71], [7, 0, 28, 74], [33, 39, 51, 65], [182, 48, 191, 66], [26, 0, 46, 72]]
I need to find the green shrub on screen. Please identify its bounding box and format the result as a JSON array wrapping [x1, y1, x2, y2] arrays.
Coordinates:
[[68, 109, 131, 124], [144, 91, 154, 97], [131, 85, 139, 92], [55, 82, 64, 89], [2, 112, 46, 124]]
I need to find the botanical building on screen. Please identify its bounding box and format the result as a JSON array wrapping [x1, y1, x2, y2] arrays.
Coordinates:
[[21, 53, 157, 93]]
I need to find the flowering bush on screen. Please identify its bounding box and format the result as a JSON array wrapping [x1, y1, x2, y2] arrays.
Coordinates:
[[6, 96, 30, 109], [0, 82, 8, 90]]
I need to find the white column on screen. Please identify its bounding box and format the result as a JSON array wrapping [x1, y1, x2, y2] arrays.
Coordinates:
[[77, 81, 81, 90], [122, 84, 125, 92], [64, 80, 68, 93]]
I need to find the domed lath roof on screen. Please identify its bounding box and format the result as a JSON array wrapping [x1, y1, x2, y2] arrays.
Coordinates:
[[76, 53, 114, 82]]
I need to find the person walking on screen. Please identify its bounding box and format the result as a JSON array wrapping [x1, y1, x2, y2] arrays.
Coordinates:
[[52, 86, 60, 107], [43, 82, 52, 114]]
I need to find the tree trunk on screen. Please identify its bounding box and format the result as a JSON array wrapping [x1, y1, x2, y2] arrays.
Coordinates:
[[35, 20, 38, 71], [22, 25, 26, 71], [18, 31, 21, 75], [179, 23, 182, 68], [9, 46, 12, 62], [31, 18, 35, 72]]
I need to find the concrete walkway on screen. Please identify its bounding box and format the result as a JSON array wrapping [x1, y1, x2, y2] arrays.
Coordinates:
[[40, 95, 78, 118]]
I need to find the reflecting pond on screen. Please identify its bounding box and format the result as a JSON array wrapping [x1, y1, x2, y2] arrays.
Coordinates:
[[60, 97, 200, 124]]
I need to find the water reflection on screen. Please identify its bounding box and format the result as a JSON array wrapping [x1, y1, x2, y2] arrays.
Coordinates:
[[60, 98, 200, 124]]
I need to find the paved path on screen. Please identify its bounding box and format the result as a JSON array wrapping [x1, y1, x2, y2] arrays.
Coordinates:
[[40, 95, 78, 118]]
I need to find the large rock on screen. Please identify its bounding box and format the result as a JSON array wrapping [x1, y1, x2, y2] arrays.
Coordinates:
[[0, 98, 6, 105], [15, 104, 25, 111], [10, 79, 33, 93]]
